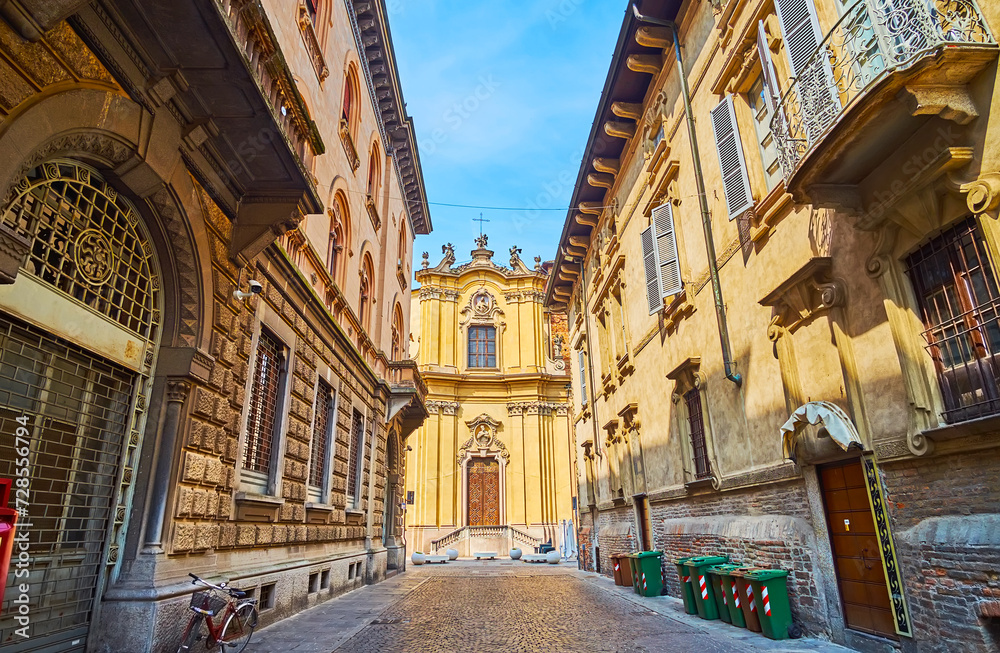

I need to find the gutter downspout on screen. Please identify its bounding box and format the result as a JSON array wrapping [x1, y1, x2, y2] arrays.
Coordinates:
[[632, 5, 742, 386]]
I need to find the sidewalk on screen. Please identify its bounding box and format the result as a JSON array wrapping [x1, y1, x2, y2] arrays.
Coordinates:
[[249, 560, 857, 653]]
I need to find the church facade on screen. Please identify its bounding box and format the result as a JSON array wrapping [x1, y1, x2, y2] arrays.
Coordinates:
[[406, 238, 575, 556]]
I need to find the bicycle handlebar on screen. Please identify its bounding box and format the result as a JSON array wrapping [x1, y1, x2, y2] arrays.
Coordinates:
[[188, 573, 247, 599]]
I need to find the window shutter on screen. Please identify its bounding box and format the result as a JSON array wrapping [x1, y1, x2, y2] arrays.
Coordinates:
[[773, 0, 824, 76], [641, 224, 663, 315], [711, 96, 754, 220], [578, 350, 587, 404], [757, 20, 782, 113], [653, 203, 683, 298]]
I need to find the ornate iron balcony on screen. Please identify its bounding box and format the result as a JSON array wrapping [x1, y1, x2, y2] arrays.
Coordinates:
[[772, 0, 994, 180]]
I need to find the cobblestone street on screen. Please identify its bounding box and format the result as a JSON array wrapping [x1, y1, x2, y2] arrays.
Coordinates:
[[250, 561, 856, 653]]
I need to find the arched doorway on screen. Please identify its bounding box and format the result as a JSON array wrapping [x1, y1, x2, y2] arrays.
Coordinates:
[[0, 160, 161, 652]]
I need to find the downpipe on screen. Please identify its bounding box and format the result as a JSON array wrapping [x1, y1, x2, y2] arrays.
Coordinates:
[[632, 4, 742, 386]]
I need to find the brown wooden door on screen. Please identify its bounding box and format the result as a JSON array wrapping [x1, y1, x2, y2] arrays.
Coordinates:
[[819, 459, 897, 639], [468, 458, 500, 526]]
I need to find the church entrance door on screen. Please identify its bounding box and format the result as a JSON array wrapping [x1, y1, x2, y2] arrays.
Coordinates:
[[467, 458, 500, 526]]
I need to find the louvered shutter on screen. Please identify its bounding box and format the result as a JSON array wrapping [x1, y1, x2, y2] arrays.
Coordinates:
[[641, 223, 663, 315], [774, 0, 840, 137], [757, 20, 782, 113], [653, 203, 683, 298], [773, 0, 823, 76], [711, 96, 754, 220]]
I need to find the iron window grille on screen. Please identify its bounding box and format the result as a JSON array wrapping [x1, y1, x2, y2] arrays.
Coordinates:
[[685, 388, 712, 480], [347, 409, 364, 503], [243, 329, 286, 475], [308, 381, 333, 489], [905, 217, 1000, 423], [468, 325, 496, 368]]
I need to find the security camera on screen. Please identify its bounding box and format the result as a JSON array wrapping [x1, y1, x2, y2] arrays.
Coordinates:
[[233, 280, 263, 301]]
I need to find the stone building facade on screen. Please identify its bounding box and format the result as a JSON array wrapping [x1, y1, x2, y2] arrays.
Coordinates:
[[405, 239, 576, 556], [0, 0, 429, 651], [546, 1, 1000, 652]]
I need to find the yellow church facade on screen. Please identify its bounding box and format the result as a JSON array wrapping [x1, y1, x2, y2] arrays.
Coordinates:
[[406, 237, 575, 555]]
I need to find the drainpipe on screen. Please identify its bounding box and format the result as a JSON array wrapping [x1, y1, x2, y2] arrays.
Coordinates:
[[632, 4, 742, 386]]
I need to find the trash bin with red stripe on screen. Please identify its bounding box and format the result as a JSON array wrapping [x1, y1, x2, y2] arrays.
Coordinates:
[[610, 554, 627, 586], [684, 555, 728, 620], [672, 557, 697, 615], [705, 565, 733, 624], [744, 569, 793, 640], [634, 551, 664, 597], [731, 567, 763, 632], [707, 564, 751, 628]]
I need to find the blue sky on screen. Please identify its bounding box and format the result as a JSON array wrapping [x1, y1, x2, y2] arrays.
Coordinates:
[[388, 0, 625, 272]]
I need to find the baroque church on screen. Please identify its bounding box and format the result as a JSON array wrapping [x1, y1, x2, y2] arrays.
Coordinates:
[[405, 237, 575, 555]]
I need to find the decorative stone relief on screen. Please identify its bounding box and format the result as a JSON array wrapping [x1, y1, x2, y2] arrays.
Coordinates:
[[759, 257, 846, 341], [458, 413, 509, 463]]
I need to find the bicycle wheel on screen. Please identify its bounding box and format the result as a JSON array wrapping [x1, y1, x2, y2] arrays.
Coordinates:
[[218, 603, 258, 652], [177, 613, 213, 652]]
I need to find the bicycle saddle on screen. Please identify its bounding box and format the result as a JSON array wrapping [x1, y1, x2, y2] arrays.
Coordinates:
[[230, 589, 247, 598]]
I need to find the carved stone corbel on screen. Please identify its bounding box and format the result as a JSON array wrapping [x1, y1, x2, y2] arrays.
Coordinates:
[[961, 172, 1000, 215], [898, 84, 978, 126], [865, 223, 900, 280], [759, 257, 846, 338]]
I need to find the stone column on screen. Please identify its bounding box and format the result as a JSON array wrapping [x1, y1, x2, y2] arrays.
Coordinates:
[[142, 378, 191, 552]]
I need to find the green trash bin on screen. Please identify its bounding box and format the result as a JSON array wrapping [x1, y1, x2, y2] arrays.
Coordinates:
[[684, 555, 728, 620], [745, 569, 793, 640], [731, 568, 763, 633], [708, 564, 750, 628], [672, 557, 698, 615], [705, 565, 732, 624], [625, 554, 640, 593], [634, 551, 664, 597]]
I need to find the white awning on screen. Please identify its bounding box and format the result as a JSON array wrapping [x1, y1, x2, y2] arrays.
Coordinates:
[[780, 401, 864, 460]]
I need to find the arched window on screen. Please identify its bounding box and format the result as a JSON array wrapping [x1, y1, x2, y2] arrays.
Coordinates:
[[342, 65, 359, 136], [468, 326, 497, 368], [305, 0, 319, 25], [397, 221, 407, 268], [327, 191, 349, 285], [366, 145, 381, 200], [391, 303, 404, 360], [359, 253, 374, 333]]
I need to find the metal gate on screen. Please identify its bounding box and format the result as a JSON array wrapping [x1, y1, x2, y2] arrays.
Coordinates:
[[0, 315, 135, 651]]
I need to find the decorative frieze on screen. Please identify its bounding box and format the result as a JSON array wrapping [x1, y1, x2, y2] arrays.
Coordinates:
[[506, 401, 569, 416], [425, 400, 459, 415]]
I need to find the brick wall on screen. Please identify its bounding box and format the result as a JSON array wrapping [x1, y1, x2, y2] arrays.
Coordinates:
[[649, 481, 828, 638], [882, 449, 1000, 653], [594, 505, 637, 579]]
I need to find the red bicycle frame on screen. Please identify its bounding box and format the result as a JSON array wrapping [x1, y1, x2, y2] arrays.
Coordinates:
[[0, 478, 18, 615]]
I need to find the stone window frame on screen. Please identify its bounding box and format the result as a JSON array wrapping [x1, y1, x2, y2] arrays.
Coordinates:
[[236, 302, 297, 500], [667, 356, 719, 489], [346, 407, 366, 510], [305, 361, 341, 508]]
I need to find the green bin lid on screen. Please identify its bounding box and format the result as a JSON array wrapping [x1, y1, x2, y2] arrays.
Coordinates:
[[672, 556, 691, 564], [685, 555, 728, 565], [743, 569, 789, 580], [706, 564, 743, 573], [728, 567, 764, 577], [635, 551, 663, 558]]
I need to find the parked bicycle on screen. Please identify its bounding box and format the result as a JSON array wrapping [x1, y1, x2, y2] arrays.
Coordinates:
[[177, 573, 259, 652]]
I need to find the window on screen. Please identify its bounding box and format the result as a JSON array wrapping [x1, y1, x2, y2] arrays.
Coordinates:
[[347, 409, 365, 505], [747, 76, 782, 192], [468, 326, 496, 368], [711, 95, 755, 220], [359, 254, 374, 334], [905, 217, 1000, 423], [391, 304, 404, 361], [243, 329, 287, 484], [641, 203, 683, 315], [578, 350, 588, 405], [685, 388, 712, 480], [305, 0, 318, 24], [327, 191, 349, 285], [367, 145, 381, 199], [342, 67, 358, 130], [307, 381, 334, 499]]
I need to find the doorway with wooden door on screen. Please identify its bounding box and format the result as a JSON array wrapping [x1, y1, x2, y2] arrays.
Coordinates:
[[467, 457, 500, 526], [818, 458, 898, 640]]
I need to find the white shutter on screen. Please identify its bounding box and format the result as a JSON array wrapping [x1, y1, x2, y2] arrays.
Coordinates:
[[757, 20, 782, 113], [711, 96, 754, 220], [653, 203, 683, 298], [641, 224, 663, 315], [773, 0, 823, 76]]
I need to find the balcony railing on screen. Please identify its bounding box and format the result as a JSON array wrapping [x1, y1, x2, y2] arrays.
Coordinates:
[[772, 0, 993, 179], [388, 359, 428, 399]]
